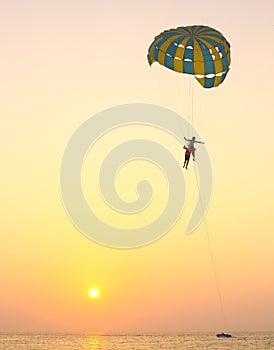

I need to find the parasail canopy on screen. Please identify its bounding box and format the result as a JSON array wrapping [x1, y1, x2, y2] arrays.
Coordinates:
[[147, 25, 231, 88]]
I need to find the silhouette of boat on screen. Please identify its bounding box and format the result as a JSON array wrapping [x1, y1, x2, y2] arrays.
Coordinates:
[[216, 332, 232, 338]]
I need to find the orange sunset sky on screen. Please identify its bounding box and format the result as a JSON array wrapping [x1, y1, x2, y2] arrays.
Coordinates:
[[1, 0, 274, 333]]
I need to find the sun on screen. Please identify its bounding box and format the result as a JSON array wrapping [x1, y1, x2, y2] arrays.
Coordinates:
[[88, 288, 100, 299]]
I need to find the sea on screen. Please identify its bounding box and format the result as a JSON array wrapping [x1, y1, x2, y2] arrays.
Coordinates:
[[0, 333, 273, 350]]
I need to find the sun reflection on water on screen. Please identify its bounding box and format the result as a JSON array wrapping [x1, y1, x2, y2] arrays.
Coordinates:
[[83, 334, 101, 350]]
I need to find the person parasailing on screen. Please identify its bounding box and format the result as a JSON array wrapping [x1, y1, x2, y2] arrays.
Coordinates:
[[183, 145, 194, 170], [184, 136, 204, 161]]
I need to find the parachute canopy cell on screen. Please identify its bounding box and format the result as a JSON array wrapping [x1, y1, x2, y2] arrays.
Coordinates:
[[147, 25, 231, 88]]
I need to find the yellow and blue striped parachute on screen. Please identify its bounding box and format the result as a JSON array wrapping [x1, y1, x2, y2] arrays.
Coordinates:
[[147, 25, 231, 88]]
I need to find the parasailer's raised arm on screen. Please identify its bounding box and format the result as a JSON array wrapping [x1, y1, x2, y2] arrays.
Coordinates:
[[184, 136, 205, 146], [194, 139, 204, 144]]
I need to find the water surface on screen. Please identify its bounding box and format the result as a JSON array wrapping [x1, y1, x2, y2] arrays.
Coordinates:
[[0, 332, 273, 349]]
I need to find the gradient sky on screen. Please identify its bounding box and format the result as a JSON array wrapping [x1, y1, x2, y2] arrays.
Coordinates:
[[1, 0, 274, 333]]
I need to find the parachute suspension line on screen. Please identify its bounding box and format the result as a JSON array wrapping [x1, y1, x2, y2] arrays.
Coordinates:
[[191, 78, 194, 137], [192, 163, 227, 330], [186, 76, 194, 139], [186, 76, 190, 138]]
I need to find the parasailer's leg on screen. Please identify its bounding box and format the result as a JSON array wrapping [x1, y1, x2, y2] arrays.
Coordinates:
[[185, 157, 190, 170], [183, 156, 189, 169], [189, 147, 196, 161]]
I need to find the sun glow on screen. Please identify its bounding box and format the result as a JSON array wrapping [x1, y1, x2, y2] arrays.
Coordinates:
[[88, 288, 100, 299]]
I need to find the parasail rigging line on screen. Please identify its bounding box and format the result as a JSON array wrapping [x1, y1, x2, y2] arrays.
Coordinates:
[[188, 71, 226, 330], [193, 161, 227, 330]]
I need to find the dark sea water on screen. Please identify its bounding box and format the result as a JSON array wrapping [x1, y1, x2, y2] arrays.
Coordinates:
[[0, 332, 273, 350]]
